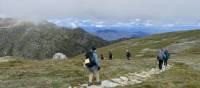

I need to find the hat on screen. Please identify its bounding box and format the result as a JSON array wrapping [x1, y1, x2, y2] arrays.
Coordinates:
[[92, 47, 96, 50]]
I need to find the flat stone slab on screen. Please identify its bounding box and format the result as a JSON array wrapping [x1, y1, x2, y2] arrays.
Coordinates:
[[101, 80, 120, 88]]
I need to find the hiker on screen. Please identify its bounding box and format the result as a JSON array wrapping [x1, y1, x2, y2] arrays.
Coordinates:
[[157, 48, 165, 70], [108, 50, 113, 60], [163, 48, 170, 66], [85, 49, 93, 60], [126, 50, 132, 60], [84, 47, 101, 86], [100, 54, 104, 60]]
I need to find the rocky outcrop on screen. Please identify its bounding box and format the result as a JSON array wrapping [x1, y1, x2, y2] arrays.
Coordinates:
[[53, 53, 67, 60]]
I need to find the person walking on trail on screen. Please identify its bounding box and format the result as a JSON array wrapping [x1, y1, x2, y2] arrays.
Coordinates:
[[163, 48, 170, 66], [157, 48, 165, 70], [126, 50, 132, 60], [100, 54, 104, 60], [84, 47, 101, 86], [108, 50, 113, 60]]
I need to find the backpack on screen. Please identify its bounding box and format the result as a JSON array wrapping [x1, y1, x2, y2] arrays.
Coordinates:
[[157, 51, 164, 60], [127, 52, 131, 57], [84, 51, 96, 67], [164, 50, 170, 59]]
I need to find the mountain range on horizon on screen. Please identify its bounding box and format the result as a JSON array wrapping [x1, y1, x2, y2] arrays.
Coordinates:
[[1, 17, 200, 41], [48, 18, 200, 40]]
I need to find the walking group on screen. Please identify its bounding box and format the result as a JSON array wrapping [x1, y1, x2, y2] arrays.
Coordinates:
[[157, 48, 170, 70], [83, 47, 170, 86], [100, 50, 132, 60]]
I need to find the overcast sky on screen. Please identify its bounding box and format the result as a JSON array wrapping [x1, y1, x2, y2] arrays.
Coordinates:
[[0, 0, 200, 22]]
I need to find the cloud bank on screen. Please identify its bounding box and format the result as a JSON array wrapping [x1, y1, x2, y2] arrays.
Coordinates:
[[0, 0, 200, 22]]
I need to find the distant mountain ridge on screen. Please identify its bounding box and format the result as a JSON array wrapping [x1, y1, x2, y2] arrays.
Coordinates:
[[93, 29, 149, 41], [0, 18, 107, 59], [48, 18, 200, 41]]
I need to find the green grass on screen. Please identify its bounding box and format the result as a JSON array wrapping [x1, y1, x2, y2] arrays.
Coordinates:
[[0, 30, 200, 88], [120, 54, 200, 88], [0, 57, 157, 87]]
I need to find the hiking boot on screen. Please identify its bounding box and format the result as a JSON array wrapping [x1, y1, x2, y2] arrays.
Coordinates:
[[96, 81, 101, 85], [88, 82, 93, 86]]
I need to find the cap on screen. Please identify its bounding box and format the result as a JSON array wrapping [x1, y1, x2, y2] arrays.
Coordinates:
[[92, 47, 96, 50]]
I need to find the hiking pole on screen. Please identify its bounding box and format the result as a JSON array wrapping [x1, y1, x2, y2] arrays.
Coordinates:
[[82, 59, 87, 86], [155, 58, 157, 69]]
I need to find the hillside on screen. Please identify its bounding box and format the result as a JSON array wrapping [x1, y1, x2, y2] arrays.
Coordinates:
[[0, 18, 107, 59], [93, 29, 150, 41], [0, 30, 199, 88]]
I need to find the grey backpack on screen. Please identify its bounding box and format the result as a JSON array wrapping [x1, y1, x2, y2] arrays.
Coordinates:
[[157, 51, 164, 60]]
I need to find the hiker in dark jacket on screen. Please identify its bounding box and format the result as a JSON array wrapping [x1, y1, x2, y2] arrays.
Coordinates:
[[100, 54, 104, 60], [86, 47, 101, 86], [157, 48, 165, 70], [163, 48, 170, 66], [108, 50, 113, 60], [126, 50, 132, 60]]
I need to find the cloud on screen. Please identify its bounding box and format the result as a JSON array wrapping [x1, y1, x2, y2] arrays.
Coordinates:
[[0, 0, 200, 22]]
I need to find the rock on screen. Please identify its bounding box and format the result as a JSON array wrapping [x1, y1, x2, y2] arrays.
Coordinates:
[[111, 78, 123, 83], [111, 78, 127, 85], [0, 56, 13, 62], [101, 80, 120, 88], [53, 53, 67, 60], [80, 84, 88, 87], [128, 79, 142, 84], [139, 71, 151, 78], [134, 74, 146, 78], [120, 76, 128, 81], [87, 85, 101, 88]]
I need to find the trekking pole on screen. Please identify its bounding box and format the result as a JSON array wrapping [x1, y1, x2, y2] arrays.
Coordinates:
[[82, 59, 87, 86], [155, 58, 157, 69]]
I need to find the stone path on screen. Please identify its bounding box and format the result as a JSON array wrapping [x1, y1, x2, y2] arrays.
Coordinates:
[[0, 56, 12, 63], [76, 65, 173, 88]]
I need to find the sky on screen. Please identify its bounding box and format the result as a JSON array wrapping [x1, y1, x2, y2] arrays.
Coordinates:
[[0, 0, 200, 23]]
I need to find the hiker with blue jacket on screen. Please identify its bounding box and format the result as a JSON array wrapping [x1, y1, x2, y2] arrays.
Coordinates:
[[157, 48, 165, 70], [84, 47, 101, 86], [163, 48, 170, 66]]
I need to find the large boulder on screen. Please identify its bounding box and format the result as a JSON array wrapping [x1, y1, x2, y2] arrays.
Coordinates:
[[53, 53, 67, 60]]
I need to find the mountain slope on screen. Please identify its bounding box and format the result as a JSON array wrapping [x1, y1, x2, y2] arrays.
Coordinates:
[[93, 29, 150, 41], [0, 30, 199, 87], [0, 18, 107, 59]]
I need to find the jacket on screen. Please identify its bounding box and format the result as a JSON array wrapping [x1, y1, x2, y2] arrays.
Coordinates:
[[87, 51, 101, 72]]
